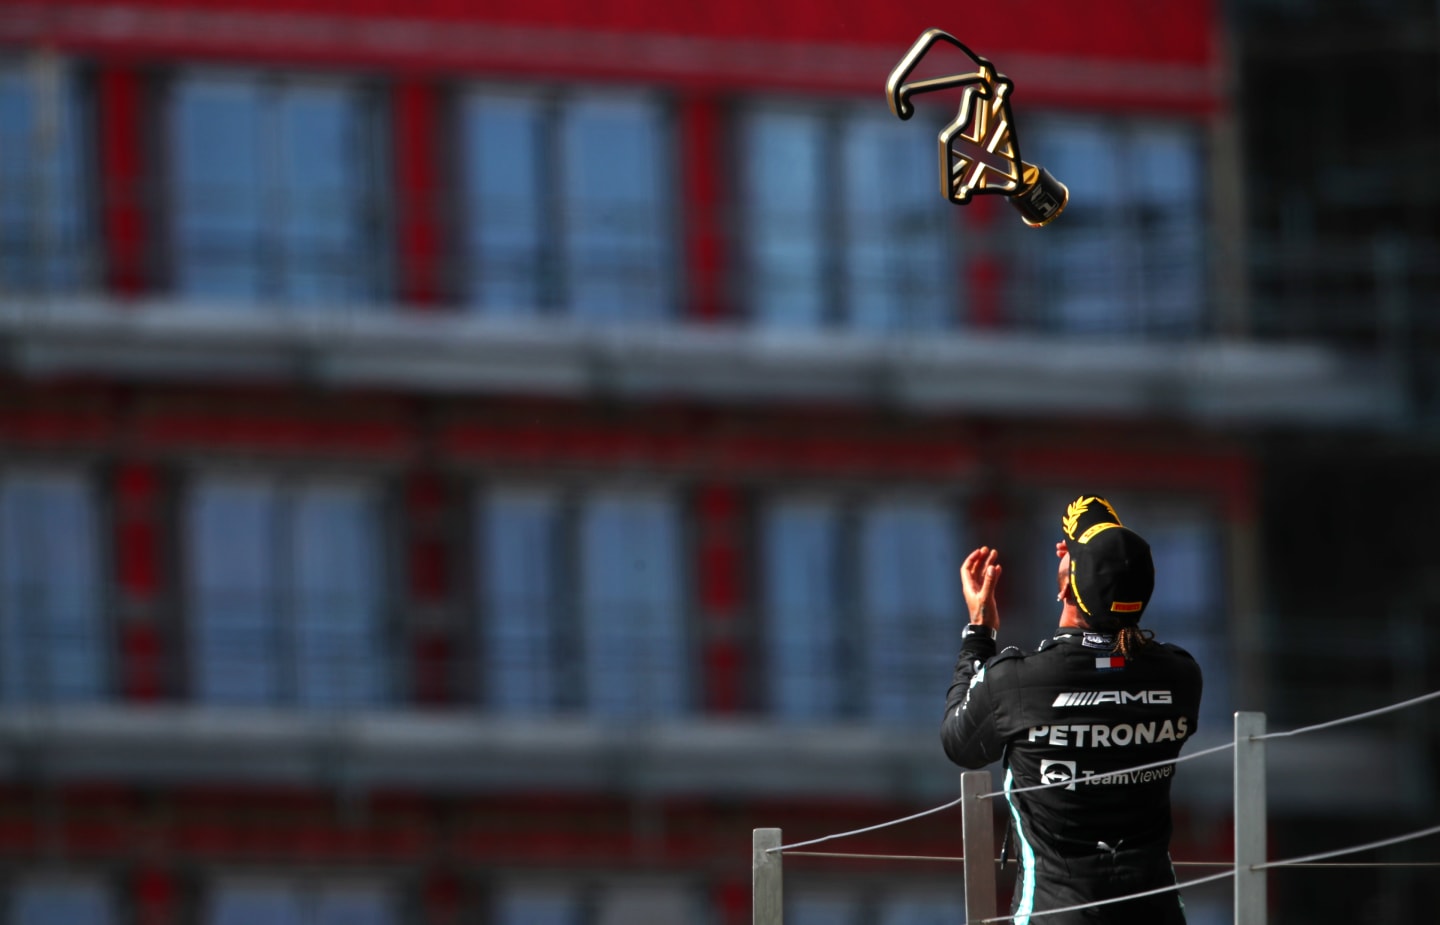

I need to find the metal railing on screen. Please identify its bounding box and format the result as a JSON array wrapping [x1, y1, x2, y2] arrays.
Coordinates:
[[753, 690, 1440, 924]]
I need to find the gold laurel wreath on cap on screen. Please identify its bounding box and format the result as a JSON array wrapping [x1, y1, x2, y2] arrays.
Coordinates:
[[1061, 495, 1122, 540]]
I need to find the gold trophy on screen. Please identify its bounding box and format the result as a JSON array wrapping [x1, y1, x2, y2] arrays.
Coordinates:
[[886, 28, 1068, 227]]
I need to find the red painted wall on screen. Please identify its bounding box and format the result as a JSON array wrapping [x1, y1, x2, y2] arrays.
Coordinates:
[[15, 0, 1217, 64], [2, 0, 1222, 110]]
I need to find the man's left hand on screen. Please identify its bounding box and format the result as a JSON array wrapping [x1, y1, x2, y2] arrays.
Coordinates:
[[960, 546, 1001, 630]]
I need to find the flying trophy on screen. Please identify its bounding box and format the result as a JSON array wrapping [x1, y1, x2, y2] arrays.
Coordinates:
[[886, 28, 1068, 227]]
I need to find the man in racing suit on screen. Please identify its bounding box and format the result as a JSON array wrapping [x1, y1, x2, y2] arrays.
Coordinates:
[[942, 495, 1203, 924]]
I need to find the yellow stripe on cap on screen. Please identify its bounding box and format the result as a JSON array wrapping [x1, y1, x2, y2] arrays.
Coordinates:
[[1069, 565, 1090, 615], [1076, 521, 1122, 545], [1110, 600, 1143, 613]]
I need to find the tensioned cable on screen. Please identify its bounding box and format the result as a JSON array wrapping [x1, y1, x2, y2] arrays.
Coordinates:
[[974, 869, 1237, 924], [777, 852, 1440, 868], [1285, 862, 1440, 868], [974, 822, 1440, 924], [978, 741, 1236, 800], [770, 689, 1438, 855], [770, 744, 1234, 852], [983, 687, 1440, 800], [767, 795, 965, 853], [1253, 822, 1440, 871], [782, 851, 966, 863], [780, 851, 1243, 867], [1252, 689, 1440, 741]]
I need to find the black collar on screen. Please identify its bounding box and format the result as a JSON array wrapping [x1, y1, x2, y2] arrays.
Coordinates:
[[1052, 627, 1117, 649]]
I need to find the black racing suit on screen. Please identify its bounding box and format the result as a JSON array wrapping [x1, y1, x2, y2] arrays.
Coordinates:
[[943, 627, 1203, 925]]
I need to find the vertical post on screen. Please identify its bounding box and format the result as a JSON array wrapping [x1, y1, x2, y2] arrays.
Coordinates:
[[753, 828, 783, 925], [1234, 712, 1267, 925], [961, 771, 997, 924]]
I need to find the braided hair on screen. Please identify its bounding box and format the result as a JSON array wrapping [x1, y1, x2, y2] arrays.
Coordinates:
[[1112, 624, 1155, 660]]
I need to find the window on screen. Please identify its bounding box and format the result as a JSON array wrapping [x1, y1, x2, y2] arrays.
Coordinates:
[[9, 878, 114, 925], [787, 889, 963, 924], [562, 96, 671, 322], [742, 105, 954, 332], [169, 72, 388, 306], [459, 89, 673, 321], [460, 93, 547, 313], [188, 476, 388, 708], [491, 882, 699, 925], [0, 471, 106, 703], [579, 491, 684, 717], [877, 894, 965, 925], [1143, 514, 1229, 729], [1021, 118, 1206, 334], [1131, 126, 1206, 330], [476, 487, 687, 718], [789, 892, 862, 925], [0, 57, 92, 294], [592, 885, 701, 925], [760, 494, 962, 723], [206, 880, 395, 925], [479, 488, 563, 713], [841, 114, 955, 332], [492, 886, 582, 925], [743, 109, 825, 328], [859, 501, 961, 722], [208, 882, 299, 925], [762, 499, 845, 720]]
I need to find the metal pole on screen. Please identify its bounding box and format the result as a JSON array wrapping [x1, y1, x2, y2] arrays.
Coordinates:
[[1234, 711, 1267, 925], [753, 827, 783, 925], [961, 770, 997, 924]]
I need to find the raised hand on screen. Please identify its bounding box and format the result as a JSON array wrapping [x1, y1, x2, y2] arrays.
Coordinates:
[[961, 546, 1002, 630]]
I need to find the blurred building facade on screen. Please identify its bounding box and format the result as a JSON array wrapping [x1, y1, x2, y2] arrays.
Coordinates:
[[0, 1, 1433, 923], [1234, 2, 1440, 921]]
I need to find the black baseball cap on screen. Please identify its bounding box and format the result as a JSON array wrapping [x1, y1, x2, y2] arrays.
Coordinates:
[[1060, 495, 1154, 629]]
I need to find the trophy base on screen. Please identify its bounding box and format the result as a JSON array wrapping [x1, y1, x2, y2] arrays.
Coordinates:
[[1011, 164, 1068, 227]]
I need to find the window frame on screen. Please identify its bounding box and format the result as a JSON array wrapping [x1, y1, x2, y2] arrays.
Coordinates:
[[736, 97, 963, 334], [0, 53, 99, 296], [1009, 113, 1210, 337], [0, 464, 112, 705], [161, 65, 394, 309], [471, 477, 696, 719], [757, 493, 848, 721], [488, 875, 709, 925], [5, 872, 118, 925], [472, 482, 570, 714], [450, 82, 681, 323], [201, 874, 406, 925], [181, 468, 398, 709], [753, 483, 968, 724]]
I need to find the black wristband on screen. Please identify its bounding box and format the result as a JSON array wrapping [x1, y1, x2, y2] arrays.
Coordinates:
[[962, 624, 996, 642]]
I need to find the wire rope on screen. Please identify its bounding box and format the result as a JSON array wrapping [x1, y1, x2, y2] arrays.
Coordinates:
[[1253, 823, 1440, 871], [765, 688, 1439, 856], [776, 853, 1440, 869], [971, 822, 1440, 922], [973, 870, 1237, 924], [1252, 689, 1440, 741], [979, 741, 1235, 800], [766, 795, 965, 854], [781, 851, 965, 863]]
